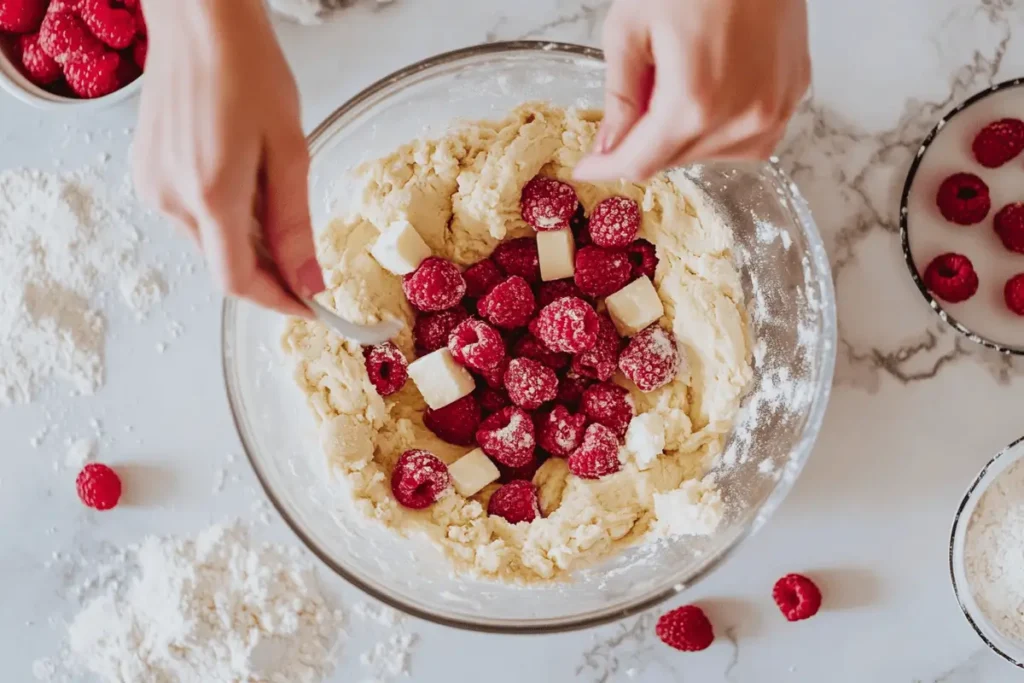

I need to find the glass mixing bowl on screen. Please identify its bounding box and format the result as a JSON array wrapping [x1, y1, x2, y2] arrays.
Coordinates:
[[223, 41, 837, 633]]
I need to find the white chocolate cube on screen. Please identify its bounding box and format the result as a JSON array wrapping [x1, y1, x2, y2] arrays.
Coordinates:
[[370, 219, 431, 276], [605, 276, 664, 336], [407, 348, 475, 410], [625, 413, 665, 471], [536, 229, 575, 281], [448, 448, 500, 497]]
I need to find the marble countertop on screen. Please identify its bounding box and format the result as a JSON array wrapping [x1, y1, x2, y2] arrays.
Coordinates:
[[4, 0, 1024, 681]]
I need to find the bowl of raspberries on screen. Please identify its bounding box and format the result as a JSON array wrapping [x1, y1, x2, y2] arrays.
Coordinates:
[[0, 0, 145, 107]]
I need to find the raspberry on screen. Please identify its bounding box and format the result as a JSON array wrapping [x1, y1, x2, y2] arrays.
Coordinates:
[[995, 202, 1024, 254], [487, 480, 540, 523], [656, 605, 714, 652], [618, 324, 679, 392], [0, 0, 46, 33], [478, 275, 535, 329], [568, 423, 622, 479], [414, 308, 469, 354], [390, 449, 450, 509], [132, 2, 145, 36], [17, 33, 61, 85], [476, 355, 509, 389], [529, 296, 600, 354], [476, 385, 511, 414], [423, 394, 481, 446], [463, 258, 504, 299], [476, 406, 536, 467], [536, 405, 587, 457], [493, 237, 541, 283], [448, 318, 505, 371], [574, 246, 632, 297], [513, 333, 570, 370], [75, 462, 121, 510], [571, 314, 622, 382], [588, 196, 641, 248], [556, 370, 591, 409], [132, 36, 146, 69], [570, 203, 591, 246], [504, 357, 558, 410], [520, 176, 578, 231], [1005, 274, 1024, 316], [922, 252, 979, 303], [581, 382, 634, 438], [64, 50, 120, 98], [38, 11, 103, 64], [46, 0, 82, 12], [935, 173, 990, 226], [536, 278, 589, 308], [496, 456, 542, 483], [402, 257, 466, 312], [972, 118, 1024, 168], [363, 341, 408, 397], [626, 239, 659, 280], [772, 574, 822, 622], [79, 0, 135, 49]]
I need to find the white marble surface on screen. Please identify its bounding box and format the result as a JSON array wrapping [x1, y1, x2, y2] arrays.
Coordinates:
[[3, 0, 1024, 681]]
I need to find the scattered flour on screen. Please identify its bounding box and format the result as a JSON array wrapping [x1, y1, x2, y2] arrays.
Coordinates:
[[352, 601, 418, 683], [63, 438, 95, 469]]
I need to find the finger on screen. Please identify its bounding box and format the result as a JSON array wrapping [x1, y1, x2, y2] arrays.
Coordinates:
[[667, 125, 785, 168], [595, 13, 653, 154]]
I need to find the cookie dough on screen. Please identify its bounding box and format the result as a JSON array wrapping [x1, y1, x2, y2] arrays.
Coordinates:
[[282, 103, 752, 582]]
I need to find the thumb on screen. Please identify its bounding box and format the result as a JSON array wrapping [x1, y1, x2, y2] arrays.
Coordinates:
[[594, 16, 653, 155]]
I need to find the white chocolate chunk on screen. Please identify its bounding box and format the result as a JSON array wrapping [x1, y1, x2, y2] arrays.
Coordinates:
[[370, 219, 431, 275], [407, 348, 475, 409], [625, 413, 666, 470], [448, 448, 500, 497], [605, 276, 664, 336], [536, 229, 575, 281]]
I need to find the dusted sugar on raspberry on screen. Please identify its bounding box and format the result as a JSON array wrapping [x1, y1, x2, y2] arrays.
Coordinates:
[[448, 318, 505, 371], [38, 11, 104, 64], [772, 574, 822, 622], [478, 275, 536, 329], [64, 50, 122, 98], [656, 605, 714, 652], [1005, 274, 1024, 316], [76, 463, 121, 511], [556, 370, 591, 409], [513, 333, 570, 370], [79, 0, 136, 49], [463, 258, 504, 299], [363, 342, 409, 397], [402, 257, 466, 312], [536, 278, 589, 308], [568, 423, 622, 479], [17, 33, 61, 85], [626, 239, 659, 280], [414, 308, 469, 354], [922, 252, 979, 303], [476, 355, 509, 389], [529, 296, 600, 354], [390, 449, 451, 509], [536, 405, 588, 457], [972, 118, 1024, 168], [618, 324, 680, 392], [423, 394, 481, 446], [521, 176, 578, 231], [581, 382, 634, 438], [574, 246, 632, 297], [476, 385, 511, 414], [504, 357, 558, 410], [476, 406, 536, 467], [935, 173, 990, 226], [995, 202, 1024, 254], [493, 237, 541, 283], [0, 0, 47, 33], [487, 479, 541, 523], [588, 196, 641, 248], [572, 314, 622, 381]]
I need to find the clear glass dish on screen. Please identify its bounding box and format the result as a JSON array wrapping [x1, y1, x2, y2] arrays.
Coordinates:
[[222, 41, 838, 633]]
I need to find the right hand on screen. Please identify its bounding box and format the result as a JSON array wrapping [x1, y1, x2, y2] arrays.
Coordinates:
[[133, 0, 324, 317]]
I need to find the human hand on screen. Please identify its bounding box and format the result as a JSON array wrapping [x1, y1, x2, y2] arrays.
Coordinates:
[[133, 0, 324, 317], [574, 0, 811, 182]]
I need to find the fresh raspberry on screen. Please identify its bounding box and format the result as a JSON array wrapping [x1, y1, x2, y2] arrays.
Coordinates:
[[0, 0, 47, 33], [504, 357, 558, 410], [476, 385, 511, 414], [568, 423, 622, 479], [588, 196, 641, 248], [995, 202, 1024, 254], [448, 318, 505, 371], [475, 406, 536, 467], [570, 203, 591, 246], [922, 252, 979, 303], [402, 257, 466, 312], [656, 605, 714, 652], [520, 176, 578, 231], [581, 382, 634, 438], [64, 50, 120, 98], [132, 1, 144, 35], [493, 237, 541, 283], [512, 333, 570, 370], [132, 36, 146, 69], [772, 574, 822, 622], [571, 314, 622, 382], [487, 480, 540, 523], [478, 275, 536, 329], [413, 308, 469, 354], [79, 0, 135, 49], [363, 341, 408, 397], [476, 355, 509, 389], [463, 258, 504, 299], [972, 118, 1024, 168], [390, 449, 450, 509], [536, 278, 589, 308], [46, 0, 82, 12], [38, 11, 103, 64], [1005, 274, 1024, 316], [618, 324, 679, 392], [75, 462, 121, 510], [556, 370, 591, 409], [574, 246, 632, 297], [17, 33, 61, 85], [529, 296, 600, 354], [423, 394, 481, 446], [536, 405, 587, 458], [496, 455, 543, 483], [935, 173, 990, 226], [626, 239, 659, 280]]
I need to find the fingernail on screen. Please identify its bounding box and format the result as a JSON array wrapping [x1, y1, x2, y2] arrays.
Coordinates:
[[598, 118, 624, 154], [297, 257, 325, 298]]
